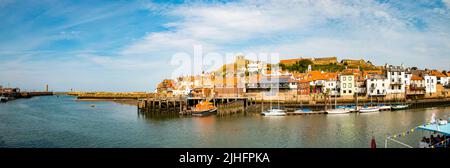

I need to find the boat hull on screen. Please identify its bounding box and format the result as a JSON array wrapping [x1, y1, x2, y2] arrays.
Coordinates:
[[359, 108, 380, 113], [262, 112, 286, 116], [378, 106, 391, 111], [262, 109, 287, 116], [326, 109, 350, 114], [192, 108, 218, 117], [391, 105, 409, 110]]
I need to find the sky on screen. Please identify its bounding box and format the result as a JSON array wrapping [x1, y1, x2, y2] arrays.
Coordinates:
[[0, 0, 449, 92]]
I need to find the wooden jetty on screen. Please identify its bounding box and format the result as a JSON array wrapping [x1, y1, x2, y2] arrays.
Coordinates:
[[138, 96, 258, 116]]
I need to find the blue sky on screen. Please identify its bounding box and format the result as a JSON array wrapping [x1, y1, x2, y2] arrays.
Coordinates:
[[0, 0, 450, 92]]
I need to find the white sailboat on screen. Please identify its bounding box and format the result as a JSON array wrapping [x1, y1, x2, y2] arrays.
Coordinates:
[[359, 95, 379, 113], [261, 90, 286, 116], [262, 108, 287, 116], [326, 86, 350, 114]]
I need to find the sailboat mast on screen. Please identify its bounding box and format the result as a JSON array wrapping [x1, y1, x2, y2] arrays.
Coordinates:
[[334, 84, 337, 109]]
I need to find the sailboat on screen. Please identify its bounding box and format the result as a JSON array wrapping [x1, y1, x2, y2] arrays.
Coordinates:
[[261, 89, 286, 116], [359, 94, 379, 113], [326, 86, 350, 114]]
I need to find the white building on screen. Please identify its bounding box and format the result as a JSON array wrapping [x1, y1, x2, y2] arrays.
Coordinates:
[[424, 75, 437, 94], [247, 61, 265, 73], [366, 75, 389, 97], [404, 69, 412, 86], [386, 65, 406, 94], [339, 74, 355, 96], [324, 80, 339, 96], [443, 76, 450, 86]]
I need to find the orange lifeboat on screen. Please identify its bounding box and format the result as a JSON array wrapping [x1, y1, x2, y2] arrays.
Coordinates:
[[192, 101, 217, 117]]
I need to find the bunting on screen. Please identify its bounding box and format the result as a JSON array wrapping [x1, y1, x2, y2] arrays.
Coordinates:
[[386, 126, 419, 139]]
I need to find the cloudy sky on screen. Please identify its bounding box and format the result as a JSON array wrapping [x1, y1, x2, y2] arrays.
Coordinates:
[[0, 0, 449, 92]]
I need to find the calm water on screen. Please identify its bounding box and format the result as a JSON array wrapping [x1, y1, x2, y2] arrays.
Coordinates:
[[0, 95, 449, 148]]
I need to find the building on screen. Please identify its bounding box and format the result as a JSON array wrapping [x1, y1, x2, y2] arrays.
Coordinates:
[[430, 70, 447, 85], [340, 59, 374, 68], [424, 75, 437, 94], [404, 68, 412, 86], [324, 80, 339, 96], [258, 76, 291, 90], [279, 57, 337, 66], [366, 74, 389, 97], [339, 73, 356, 97], [247, 61, 264, 73], [297, 79, 310, 95], [443, 72, 450, 87], [385, 65, 406, 94], [407, 75, 425, 99]]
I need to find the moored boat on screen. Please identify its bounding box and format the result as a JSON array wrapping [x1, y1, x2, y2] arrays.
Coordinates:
[[293, 108, 312, 114], [326, 108, 350, 114], [0, 96, 7, 103], [359, 106, 380, 113], [192, 101, 217, 117], [391, 104, 409, 110], [262, 108, 286, 116], [378, 104, 391, 111]]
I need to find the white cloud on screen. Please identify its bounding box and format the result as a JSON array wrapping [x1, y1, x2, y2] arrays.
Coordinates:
[[443, 0, 450, 8], [122, 0, 450, 70]]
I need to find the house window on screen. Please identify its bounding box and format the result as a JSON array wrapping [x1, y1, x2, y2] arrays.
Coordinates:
[[382, 83, 385, 87], [348, 83, 352, 88], [391, 72, 394, 75], [343, 83, 346, 88], [349, 77, 352, 81], [343, 90, 346, 94], [343, 77, 346, 81], [391, 86, 394, 90], [349, 90, 352, 94]]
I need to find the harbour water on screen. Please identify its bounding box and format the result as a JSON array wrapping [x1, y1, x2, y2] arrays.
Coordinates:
[[0, 95, 449, 148]]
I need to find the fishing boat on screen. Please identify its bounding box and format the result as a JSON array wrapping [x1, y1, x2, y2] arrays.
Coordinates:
[[391, 104, 409, 110], [262, 108, 287, 116], [192, 101, 217, 117], [359, 106, 380, 113]]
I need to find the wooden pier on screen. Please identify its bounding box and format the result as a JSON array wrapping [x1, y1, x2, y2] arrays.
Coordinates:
[[138, 96, 258, 116], [137, 95, 450, 117]]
